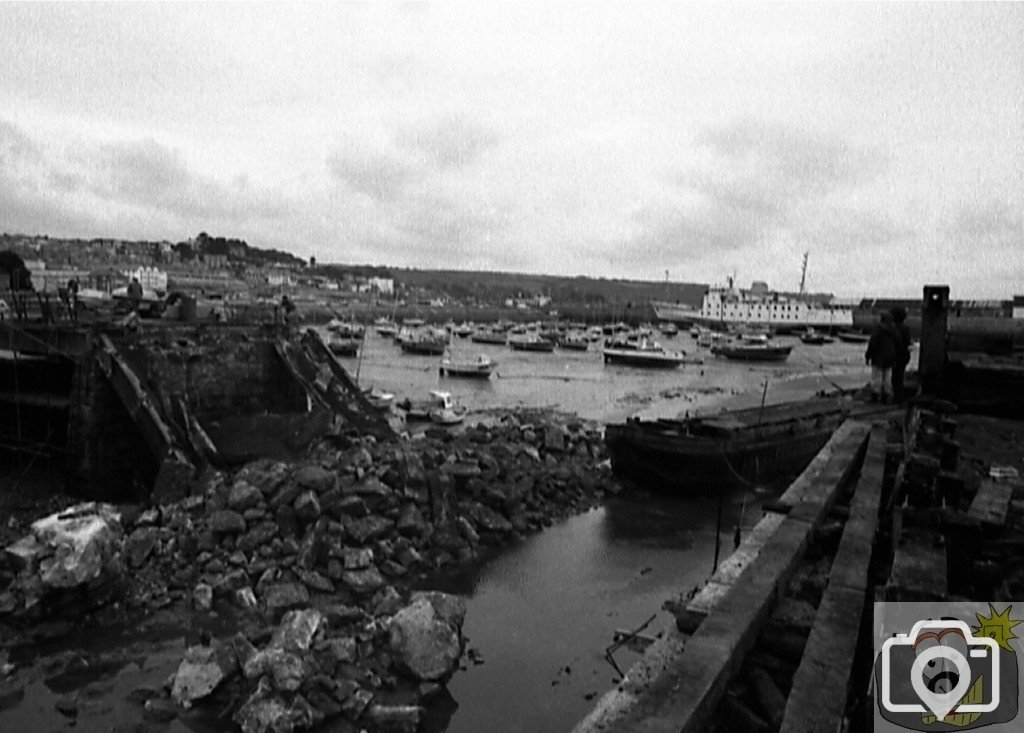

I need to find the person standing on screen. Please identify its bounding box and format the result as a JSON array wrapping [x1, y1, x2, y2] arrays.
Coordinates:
[[67, 277, 79, 322], [891, 307, 912, 403], [865, 311, 898, 403], [127, 276, 143, 313]]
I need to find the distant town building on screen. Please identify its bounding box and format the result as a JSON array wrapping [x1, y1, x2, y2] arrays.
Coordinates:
[[128, 266, 168, 293], [1013, 296, 1024, 319], [368, 277, 394, 295], [21, 260, 91, 292], [266, 269, 296, 288]]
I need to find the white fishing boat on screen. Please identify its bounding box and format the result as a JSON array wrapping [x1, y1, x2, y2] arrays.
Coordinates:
[[439, 353, 497, 379]]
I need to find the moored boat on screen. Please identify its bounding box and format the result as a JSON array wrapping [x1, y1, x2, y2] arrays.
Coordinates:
[[602, 336, 688, 368], [604, 398, 851, 493], [711, 333, 792, 362], [658, 322, 679, 337], [430, 392, 468, 426], [471, 327, 508, 345], [362, 387, 395, 410], [397, 326, 449, 355], [509, 335, 556, 352], [398, 390, 466, 425], [439, 353, 497, 379], [327, 333, 360, 357], [800, 328, 835, 345], [557, 332, 590, 351]]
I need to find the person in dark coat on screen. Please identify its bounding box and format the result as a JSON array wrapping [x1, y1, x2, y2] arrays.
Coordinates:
[[865, 311, 898, 403], [891, 307, 912, 403], [127, 277, 143, 313]]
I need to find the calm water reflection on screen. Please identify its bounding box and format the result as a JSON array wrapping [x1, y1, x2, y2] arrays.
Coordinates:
[[421, 489, 758, 733]]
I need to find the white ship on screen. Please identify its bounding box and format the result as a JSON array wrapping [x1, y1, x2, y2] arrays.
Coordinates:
[[651, 300, 701, 325], [695, 277, 853, 333]]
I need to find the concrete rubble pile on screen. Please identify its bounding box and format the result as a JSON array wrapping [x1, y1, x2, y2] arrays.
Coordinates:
[[1, 502, 125, 619], [2, 411, 614, 731]]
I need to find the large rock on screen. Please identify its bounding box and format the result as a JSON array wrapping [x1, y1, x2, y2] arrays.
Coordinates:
[[233, 677, 318, 733], [396, 504, 427, 537], [343, 567, 385, 595], [171, 642, 238, 708], [342, 547, 374, 570], [388, 594, 464, 681], [209, 510, 247, 534], [466, 504, 513, 534], [346, 515, 394, 544], [293, 491, 322, 523], [293, 465, 336, 494], [262, 583, 310, 621], [411, 591, 468, 629], [125, 526, 159, 568], [228, 481, 264, 512], [347, 476, 391, 497], [18, 503, 125, 590], [270, 609, 324, 652]]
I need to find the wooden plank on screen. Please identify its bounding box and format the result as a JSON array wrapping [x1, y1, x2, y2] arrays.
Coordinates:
[[966, 479, 1013, 528], [780, 426, 887, 732]]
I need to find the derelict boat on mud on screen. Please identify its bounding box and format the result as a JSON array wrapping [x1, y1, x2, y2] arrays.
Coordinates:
[[604, 398, 851, 493], [602, 335, 689, 368]]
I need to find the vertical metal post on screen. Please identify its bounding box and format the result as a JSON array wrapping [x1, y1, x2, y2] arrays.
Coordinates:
[[919, 285, 949, 395]]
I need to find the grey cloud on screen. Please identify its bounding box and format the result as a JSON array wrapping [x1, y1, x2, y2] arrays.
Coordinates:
[[1, 122, 287, 238], [0, 118, 41, 167], [397, 115, 501, 170], [623, 120, 893, 263], [395, 192, 506, 260], [698, 119, 887, 195], [949, 199, 1022, 240], [624, 199, 762, 268], [327, 148, 414, 202], [65, 137, 285, 221]]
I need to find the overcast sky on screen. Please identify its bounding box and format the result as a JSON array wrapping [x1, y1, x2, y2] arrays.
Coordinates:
[[1, 3, 1021, 297]]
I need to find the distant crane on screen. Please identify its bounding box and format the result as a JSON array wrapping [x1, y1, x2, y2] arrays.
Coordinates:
[[799, 252, 809, 295]]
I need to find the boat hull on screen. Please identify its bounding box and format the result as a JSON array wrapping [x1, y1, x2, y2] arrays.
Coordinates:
[[510, 340, 555, 352], [711, 345, 792, 362], [399, 341, 447, 355], [558, 340, 590, 351], [604, 400, 848, 493], [328, 340, 360, 357], [602, 348, 684, 368], [471, 333, 507, 345], [440, 365, 494, 379]]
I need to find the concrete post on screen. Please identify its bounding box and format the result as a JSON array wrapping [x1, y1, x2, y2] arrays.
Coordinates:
[[919, 286, 949, 395]]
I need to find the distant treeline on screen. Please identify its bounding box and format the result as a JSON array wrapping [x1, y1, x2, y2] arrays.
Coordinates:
[[387, 268, 708, 307]]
